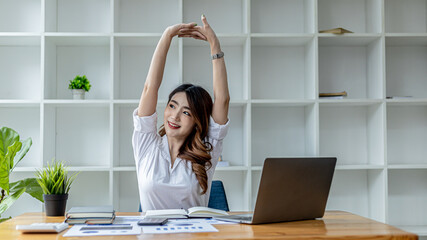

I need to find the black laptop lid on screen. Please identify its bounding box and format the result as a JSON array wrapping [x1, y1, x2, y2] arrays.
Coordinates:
[[252, 157, 337, 224]]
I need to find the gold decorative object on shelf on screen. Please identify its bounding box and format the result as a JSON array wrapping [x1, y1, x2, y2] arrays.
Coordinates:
[[319, 28, 353, 34], [319, 91, 348, 99]]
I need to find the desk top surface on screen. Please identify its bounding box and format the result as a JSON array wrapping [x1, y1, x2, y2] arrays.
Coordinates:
[[0, 211, 418, 240]]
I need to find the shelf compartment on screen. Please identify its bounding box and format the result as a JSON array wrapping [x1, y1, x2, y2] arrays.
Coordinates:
[[221, 105, 248, 167], [0, 37, 41, 100], [251, 36, 316, 100], [385, 0, 427, 33], [0, 106, 41, 168], [114, 171, 139, 212], [44, 36, 110, 100], [213, 171, 249, 211], [184, 0, 246, 34], [114, 0, 180, 33], [387, 105, 427, 165], [113, 104, 164, 167], [1, 172, 43, 218], [319, 104, 384, 165], [43, 105, 110, 167], [67, 171, 111, 208], [328, 169, 385, 222], [114, 37, 180, 100], [183, 37, 247, 101], [251, 0, 315, 34], [45, 0, 110, 33], [0, 0, 41, 32], [319, 37, 383, 99], [386, 36, 427, 99], [251, 104, 317, 166], [318, 0, 382, 33], [388, 169, 427, 226]]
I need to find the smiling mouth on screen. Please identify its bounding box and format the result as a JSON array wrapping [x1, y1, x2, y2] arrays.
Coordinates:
[[168, 121, 181, 129]]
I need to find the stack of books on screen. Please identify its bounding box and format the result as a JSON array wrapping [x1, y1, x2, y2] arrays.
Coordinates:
[[65, 205, 115, 224]]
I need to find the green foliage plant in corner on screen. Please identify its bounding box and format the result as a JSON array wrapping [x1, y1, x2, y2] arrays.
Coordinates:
[[68, 75, 91, 92], [0, 127, 43, 223]]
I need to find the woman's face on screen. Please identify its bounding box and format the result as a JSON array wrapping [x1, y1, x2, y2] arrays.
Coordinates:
[[164, 92, 196, 140]]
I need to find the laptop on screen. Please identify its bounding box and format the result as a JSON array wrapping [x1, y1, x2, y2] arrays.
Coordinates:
[[214, 157, 336, 224]]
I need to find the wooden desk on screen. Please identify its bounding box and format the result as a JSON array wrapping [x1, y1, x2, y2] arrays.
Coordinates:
[[0, 211, 418, 240]]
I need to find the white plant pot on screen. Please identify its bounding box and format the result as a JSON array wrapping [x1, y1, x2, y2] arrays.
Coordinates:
[[72, 89, 85, 100]]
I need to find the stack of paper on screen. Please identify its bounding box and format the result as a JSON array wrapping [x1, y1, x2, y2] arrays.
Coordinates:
[[65, 205, 115, 224]]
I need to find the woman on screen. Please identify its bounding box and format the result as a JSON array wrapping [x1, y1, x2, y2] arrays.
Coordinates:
[[132, 15, 230, 211]]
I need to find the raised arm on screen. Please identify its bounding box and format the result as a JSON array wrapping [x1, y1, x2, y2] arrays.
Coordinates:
[[182, 15, 230, 124], [138, 23, 203, 117]]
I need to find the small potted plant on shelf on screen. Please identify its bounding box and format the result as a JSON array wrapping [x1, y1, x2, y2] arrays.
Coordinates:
[[0, 127, 44, 223], [68, 75, 91, 100], [35, 160, 79, 216]]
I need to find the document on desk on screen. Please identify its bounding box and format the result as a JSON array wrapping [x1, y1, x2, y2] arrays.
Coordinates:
[[142, 220, 218, 234], [63, 223, 141, 237]]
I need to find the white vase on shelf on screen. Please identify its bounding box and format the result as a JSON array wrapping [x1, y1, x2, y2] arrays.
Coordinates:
[[72, 89, 85, 100]]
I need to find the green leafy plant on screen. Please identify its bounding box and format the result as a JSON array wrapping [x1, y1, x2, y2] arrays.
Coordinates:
[[0, 127, 43, 223], [68, 75, 91, 92], [35, 160, 79, 195]]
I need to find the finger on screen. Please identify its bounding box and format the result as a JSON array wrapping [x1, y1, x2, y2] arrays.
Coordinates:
[[179, 30, 206, 40], [183, 22, 197, 28], [201, 14, 209, 27]]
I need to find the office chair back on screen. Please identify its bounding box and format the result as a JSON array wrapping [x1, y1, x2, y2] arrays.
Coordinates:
[[138, 180, 229, 212]]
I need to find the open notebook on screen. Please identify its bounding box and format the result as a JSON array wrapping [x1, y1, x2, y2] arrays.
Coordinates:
[[144, 207, 228, 219]]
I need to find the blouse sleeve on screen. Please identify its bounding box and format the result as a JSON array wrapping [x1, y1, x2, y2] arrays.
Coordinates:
[[207, 116, 230, 170], [132, 109, 160, 168]]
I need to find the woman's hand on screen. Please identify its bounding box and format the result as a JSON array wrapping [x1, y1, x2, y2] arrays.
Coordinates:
[[178, 15, 219, 46], [165, 23, 207, 41]]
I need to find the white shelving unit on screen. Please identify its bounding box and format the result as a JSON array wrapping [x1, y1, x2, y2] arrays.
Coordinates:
[[1, 0, 427, 237]]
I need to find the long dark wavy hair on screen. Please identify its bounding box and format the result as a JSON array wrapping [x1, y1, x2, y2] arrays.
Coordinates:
[[159, 84, 213, 194]]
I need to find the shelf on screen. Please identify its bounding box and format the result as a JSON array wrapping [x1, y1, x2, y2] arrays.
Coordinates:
[[114, 171, 139, 212], [385, 0, 427, 33], [0, 37, 41, 100], [335, 165, 385, 170], [114, 0, 180, 33], [388, 169, 427, 226], [251, 0, 315, 34], [318, 99, 382, 106], [386, 37, 427, 99], [184, 0, 246, 34], [213, 171, 249, 211], [45, 0, 110, 33], [251, 99, 315, 107], [114, 36, 179, 100], [67, 171, 111, 209], [44, 36, 110, 100], [221, 106, 248, 166], [320, 104, 385, 165], [388, 165, 427, 170], [387, 105, 427, 165], [251, 105, 317, 166], [183, 37, 247, 101], [327, 169, 386, 223], [319, 37, 383, 99], [318, 0, 382, 34], [0, 106, 41, 167], [0, 0, 41, 32], [43, 106, 110, 167], [251, 37, 316, 100]]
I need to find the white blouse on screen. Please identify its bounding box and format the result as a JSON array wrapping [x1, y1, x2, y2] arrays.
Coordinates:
[[132, 109, 229, 212]]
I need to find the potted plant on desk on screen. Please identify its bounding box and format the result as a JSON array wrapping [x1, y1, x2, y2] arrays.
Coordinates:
[[68, 75, 91, 100], [0, 127, 43, 223], [35, 161, 79, 216]]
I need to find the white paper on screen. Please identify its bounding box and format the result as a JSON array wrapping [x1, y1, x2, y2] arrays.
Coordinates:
[[142, 221, 218, 234], [63, 223, 141, 237]]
